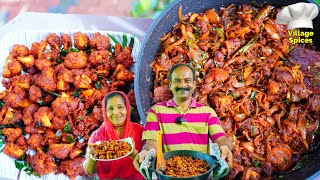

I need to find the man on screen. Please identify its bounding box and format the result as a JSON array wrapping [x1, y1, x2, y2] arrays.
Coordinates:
[[135, 63, 233, 170]]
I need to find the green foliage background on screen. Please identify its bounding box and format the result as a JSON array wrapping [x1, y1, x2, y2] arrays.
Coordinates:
[[130, 0, 174, 18]]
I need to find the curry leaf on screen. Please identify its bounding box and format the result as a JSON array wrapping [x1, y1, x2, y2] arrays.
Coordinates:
[[60, 48, 68, 57], [66, 136, 75, 143], [73, 89, 81, 98], [47, 91, 61, 97], [216, 28, 225, 41], [129, 37, 135, 48], [70, 47, 79, 52], [85, 107, 93, 116], [250, 91, 257, 101], [107, 33, 120, 44], [0, 100, 5, 108], [122, 34, 128, 48], [64, 122, 71, 133], [84, 45, 91, 54], [95, 82, 102, 90], [0, 141, 5, 153], [15, 159, 28, 170]]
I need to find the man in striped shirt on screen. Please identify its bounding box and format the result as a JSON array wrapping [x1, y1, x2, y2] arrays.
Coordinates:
[[136, 63, 233, 169]]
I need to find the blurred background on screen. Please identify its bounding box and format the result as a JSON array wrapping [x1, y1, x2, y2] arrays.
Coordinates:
[[0, 0, 174, 26]]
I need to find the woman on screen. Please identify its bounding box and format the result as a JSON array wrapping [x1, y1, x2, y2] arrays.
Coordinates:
[[83, 91, 144, 179]]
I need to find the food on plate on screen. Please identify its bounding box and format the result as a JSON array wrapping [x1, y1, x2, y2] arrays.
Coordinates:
[[150, 3, 319, 179], [164, 155, 210, 177], [91, 140, 132, 160], [0, 32, 136, 179]]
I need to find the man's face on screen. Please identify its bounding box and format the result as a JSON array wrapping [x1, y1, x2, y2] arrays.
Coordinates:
[[169, 66, 196, 101]]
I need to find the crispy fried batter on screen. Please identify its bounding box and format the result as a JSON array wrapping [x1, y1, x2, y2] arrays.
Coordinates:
[[90, 32, 111, 50], [4, 86, 31, 109], [35, 58, 53, 70], [61, 34, 71, 50], [27, 134, 44, 150], [52, 93, 79, 117], [58, 157, 85, 179], [46, 33, 61, 50], [49, 143, 74, 159], [34, 107, 54, 128], [64, 51, 87, 69], [34, 67, 57, 92], [3, 136, 27, 159], [28, 151, 57, 175], [113, 64, 134, 82], [73, 32, 90, 50], [12, 45, 29, 58], [2, 128, 22, 142]]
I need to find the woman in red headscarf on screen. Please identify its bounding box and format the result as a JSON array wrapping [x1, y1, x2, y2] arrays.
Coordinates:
[[83, 91, 144, 179]]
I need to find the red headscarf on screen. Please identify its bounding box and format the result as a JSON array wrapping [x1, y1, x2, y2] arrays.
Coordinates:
[[100, 91, 134, 140], [86, 91, 144, 179]]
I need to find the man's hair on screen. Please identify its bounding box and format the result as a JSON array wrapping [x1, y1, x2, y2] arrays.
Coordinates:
[[168, 63, 196, 82], [105, 92, 126, 106]]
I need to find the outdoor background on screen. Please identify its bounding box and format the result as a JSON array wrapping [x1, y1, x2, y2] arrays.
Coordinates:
[[0, 0, 174, 26]]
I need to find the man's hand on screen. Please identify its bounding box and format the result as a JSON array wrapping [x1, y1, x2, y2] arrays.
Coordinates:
[[220, 145, 233, 168], [133, 149, 148, 172]]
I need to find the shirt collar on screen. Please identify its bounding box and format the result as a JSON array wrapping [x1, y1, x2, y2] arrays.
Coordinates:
[[166, 98, 197, 108]]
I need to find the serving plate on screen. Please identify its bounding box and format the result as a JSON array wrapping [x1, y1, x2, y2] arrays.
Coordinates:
[[90, 137, 134, 161], [0, 30, 141, 180]]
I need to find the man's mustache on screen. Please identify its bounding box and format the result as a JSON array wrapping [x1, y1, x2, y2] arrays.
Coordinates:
[[175, 87, 190, 91]]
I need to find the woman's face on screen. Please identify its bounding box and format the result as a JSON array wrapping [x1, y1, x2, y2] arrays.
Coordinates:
[[106, 95, 127, 127]]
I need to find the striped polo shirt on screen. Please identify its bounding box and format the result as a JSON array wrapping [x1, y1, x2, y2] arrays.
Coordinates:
[[142, 98, 226, 154]]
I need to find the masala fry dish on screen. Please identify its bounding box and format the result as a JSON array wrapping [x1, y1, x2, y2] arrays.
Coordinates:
[[91, 140, 132, 160], [151, 4, 320, 179], [0, 32, 136, 179], [164, 156, 210, 177]]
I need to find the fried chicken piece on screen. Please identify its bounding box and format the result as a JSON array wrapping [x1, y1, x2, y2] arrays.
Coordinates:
[[42, 49, 60, 61], [4, 86, 31, 109], [29, 85, 42, 103], [35, 58, 53, 70], [49, 143, 75, 159], [52, 116, 67, 130], [6, 60, 23, 77], [34, 107, 54, 128], [28, 151, 57, 175], [90, 32, 111, 50], [11, 75, 32, 90], [17, 55, 35, 68], [64, 51, 87, 69], [22, 104, 39, 125], [0, 106, 15, 125], [34, 67, 57, 92], [73, 32, 90, 50], [115, 46, 134, 68], [44, 129, 60, 145], [11, 45, 29, 58], [113, 64, 134, 82], [2, 128, 22, 142], [3, 136, 27, 159], [61, 34, 72, 50], [73, 74, 92, 89], [57, 69, 74, 91], [52, 93, 79, 117], [46, 33, 61, 50], [30, 40, 47, 58], [69, 148, 83, 159], [27, 134, 43, 150], [58, 157, 85, 179], [88, 50, 111, 66], [25, 121, 46, 134], [80, 89, 103, 106]]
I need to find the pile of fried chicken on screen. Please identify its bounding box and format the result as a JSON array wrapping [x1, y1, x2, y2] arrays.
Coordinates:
[[0, 32, 135, 179], [151, 4, 320, 179]]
